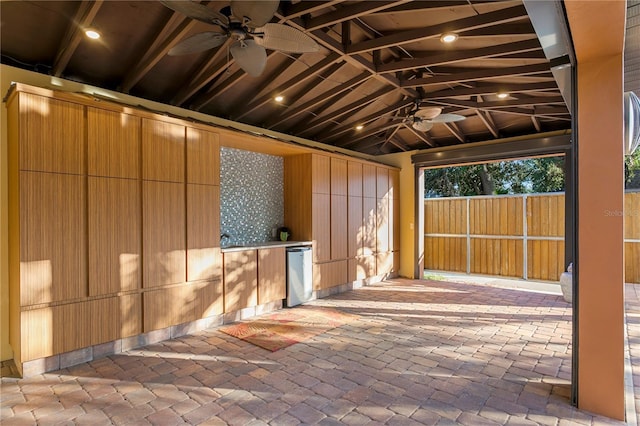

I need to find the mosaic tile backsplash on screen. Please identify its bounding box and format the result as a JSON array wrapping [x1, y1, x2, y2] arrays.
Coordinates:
[[220, 147, 284, 246]]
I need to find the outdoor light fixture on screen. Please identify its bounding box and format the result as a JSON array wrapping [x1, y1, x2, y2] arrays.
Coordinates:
[[496, 92, 509, 99], [85, 29, 101, 40], [440, 33, 458, 43], [274, 95, 284, 103]]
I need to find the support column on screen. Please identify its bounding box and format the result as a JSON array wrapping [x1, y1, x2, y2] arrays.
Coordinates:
[[565, 1, 626, 420]]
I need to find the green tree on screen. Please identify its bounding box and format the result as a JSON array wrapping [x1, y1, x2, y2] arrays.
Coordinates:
[[626, 149, 640, 189]]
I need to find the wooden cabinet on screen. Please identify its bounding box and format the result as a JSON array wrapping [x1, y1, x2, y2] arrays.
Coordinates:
[[186, 127, 220, 185], [362, 164, 377, 198], [376, 167, 389, 199], [362, 197, 377, 256], [17, 93, 85, 175], [88, 107, 140, 179], [88, 177, 141, 296], [330, 157, 347, 196], [376, 196, 390, 253], [389, 169, 399, 200], [258, 248, 286, 304], [347, 161, 363, 197], [331, 195, 348, 260], [312, 154, 330, 194], [143, 181, 186, 287], [187, 184, 221, 282], [313, 260, 347, 290], [347, 196, 363, 258], [312, 193, 331, 262], [223, 250, 258, 312], [142, 118, 185, 182], [19, 171, 87, 305]]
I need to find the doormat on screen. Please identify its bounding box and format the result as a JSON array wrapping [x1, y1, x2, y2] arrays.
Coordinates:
[[219, 306, 359, 351]]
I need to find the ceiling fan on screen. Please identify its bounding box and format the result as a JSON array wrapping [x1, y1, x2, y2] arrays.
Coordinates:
[[403, 104, 465, 132], [161, 1, 319, 77]]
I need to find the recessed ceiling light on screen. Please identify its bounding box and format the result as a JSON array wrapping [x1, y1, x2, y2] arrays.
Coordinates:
[[274, 95, 284, 102], [440, 33, 458, 43], [85, 29, 101, 40], [496, 92, 509, 99], [355, 124, 364, 130]]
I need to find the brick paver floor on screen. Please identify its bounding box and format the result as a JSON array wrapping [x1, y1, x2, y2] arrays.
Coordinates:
[[0, 278, 628, 425]]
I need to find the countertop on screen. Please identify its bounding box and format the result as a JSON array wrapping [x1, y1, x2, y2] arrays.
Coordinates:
[[220, 240, 313, 253]]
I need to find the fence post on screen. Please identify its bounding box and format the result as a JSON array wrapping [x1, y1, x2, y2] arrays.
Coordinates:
[[466, 197, 471, 274], [523, 194, 528, 280]]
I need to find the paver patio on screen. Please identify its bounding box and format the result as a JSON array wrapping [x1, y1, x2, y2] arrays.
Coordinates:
[[0, 278, 630, 425]]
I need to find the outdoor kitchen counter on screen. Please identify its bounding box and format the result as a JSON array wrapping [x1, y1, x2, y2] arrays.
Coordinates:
[[220, 241, 312, 253]]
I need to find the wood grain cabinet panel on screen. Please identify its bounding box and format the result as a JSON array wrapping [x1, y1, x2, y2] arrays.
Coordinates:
[[87, 107, 140, 178], [330, 158, 347, 196], [362, 197, 377, 256], [224, 250, 258, 312], [312, 154, 330, 194], [194, 280, 224, 319], [362, 164, 377, 198], [347, 196, 363, 258], [187, 184, 221, 282], [258, 248, 286, 305], [389, 196, 400, 252], [376, 196, 390, 253], [389, 169, 399, 200], [143, 181, 186, 287], [186, 127, 220, 185], [119, 293, 142, 338], [312, 193, 331, 262], [89, 297, 120, 346], [142, 118, 185, 182], [347, 161, 363, 197], [18, 93, 85, 175], [88, 177, 141, 296], [20, 171, 87, 305], [331, 195, 348, 260], [376, 167, 389, 199], [313, 260, 347, 290]]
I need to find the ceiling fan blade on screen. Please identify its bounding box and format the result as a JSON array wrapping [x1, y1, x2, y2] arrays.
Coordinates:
[[412, 120, 433, 132], [168, 32, 228, 56], [431, 113, 466, 123], [230, 40, 267, 77], [253, 23, 319, 53], [161, 1, 229, 27], [415, 107, 442, 120], [231, 0, 279, 27]]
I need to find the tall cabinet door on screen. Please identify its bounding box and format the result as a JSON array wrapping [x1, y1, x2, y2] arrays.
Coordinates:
[[312, 193, 331, 262]]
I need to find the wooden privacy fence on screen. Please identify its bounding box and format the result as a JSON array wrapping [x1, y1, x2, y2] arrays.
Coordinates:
[[424, 191, 640, 283]]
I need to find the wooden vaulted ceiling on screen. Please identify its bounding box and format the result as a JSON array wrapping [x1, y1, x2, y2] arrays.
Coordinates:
[[0, 0, 571, 155]]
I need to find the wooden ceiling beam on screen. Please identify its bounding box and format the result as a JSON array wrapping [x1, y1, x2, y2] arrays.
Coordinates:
[[320, 99, 414, 142], [380, 39, 541, 74], [421, 81, 559, 99], [304, 0, 411, 32], [346, 5, 528, 55], [280, 0, 345, 20], [443, 122, 466, 143], [334, 122, 402, 147], [402, 123, 436, 147], [402, 61, 550, 88], [387, 137, 411, 152], [531, 116, 542, 132], [52, 1, 104, 77], [297, 86, 397, 136], [267, 71, 371, 129], [232, 53, 341, 120], [429, 95, 566, 109], [476, 109, 499, 138], [121, 9, 197, 93], [482, 107, 571, 121], [370, 1, 497, 14]]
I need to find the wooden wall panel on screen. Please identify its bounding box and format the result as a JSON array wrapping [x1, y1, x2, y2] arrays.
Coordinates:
[[347, 161, 363, 197], [20, 172, 87, 305], [258, 248, 286, 304], [18, 93, 85, 175], [347, 196, 363, 258], [625, 192, 640, 239], [626, 242, 640, 284], [53, 302, 91, 355], [313, 260, 347, 290], [20, 308, 54, 361], [89, 297, 120, 346], [348, 255, 376, 282], [376, 167, 389, 199], [362, 197, 377, 256], [284, 155, 312, 241], [331, 195, 348, 260], [389, 170, 400, 200], [88, 177, 141, 296], [120, 294, 142, 338], [391, 197, 400, 251], [376, 196, 389, 253], [223, 250, 258, 312], [376, 252, 395, 275], [330, 158, 347, 196], [424, 236, 467, 273], [528, 194, 563, 237], [186, 127, 220, 185], [425, 199, 466, 235], [187, 184, 221, 282], [194, 280, 224, 319], [143, 287, 174, 332], [87, 107, 140, 179], [312, 193, 331, 262], [142, 118, 185, 182], [362, 164, 377, 198], [527, 240, 564, 281], [143, 181, 186, 287], [312, 154, 330, 194]]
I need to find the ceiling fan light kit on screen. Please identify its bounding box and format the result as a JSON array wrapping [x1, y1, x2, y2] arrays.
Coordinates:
[[162, 0, 319, 77]]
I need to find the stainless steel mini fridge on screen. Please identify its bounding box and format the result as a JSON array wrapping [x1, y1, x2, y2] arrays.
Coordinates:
[[286, 246, 313, 307]]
